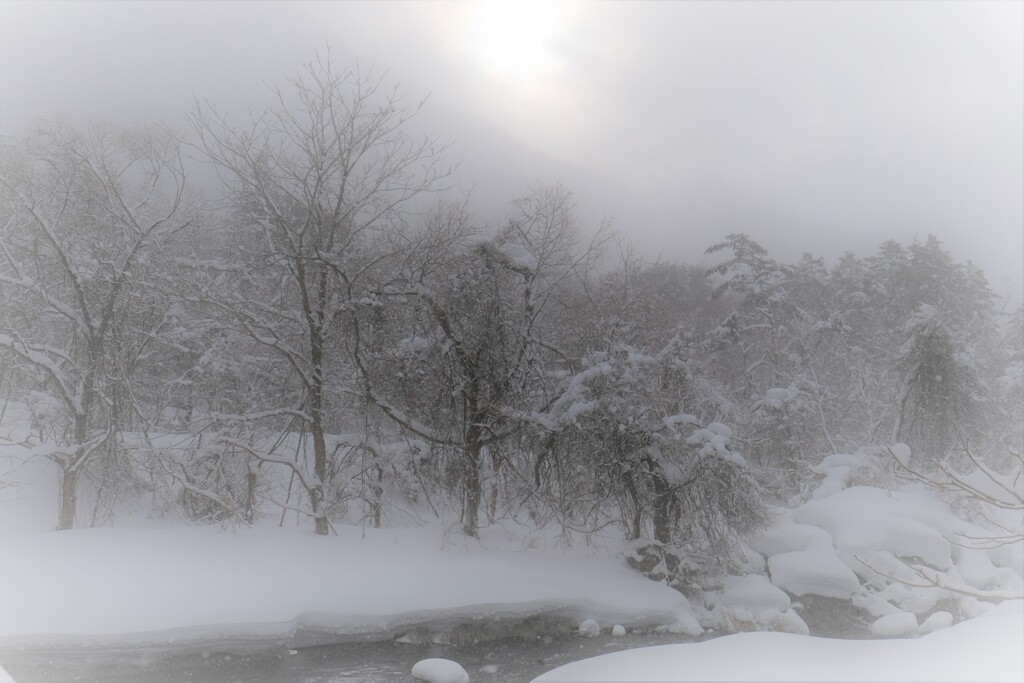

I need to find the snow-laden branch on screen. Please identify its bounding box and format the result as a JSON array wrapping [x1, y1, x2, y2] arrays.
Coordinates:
[[855, 553, 1022, 601], [885, 445, 1024, 512], [215, 436, 317, 494], [0, 333, 82, 415], [210, 408, 313, 426]]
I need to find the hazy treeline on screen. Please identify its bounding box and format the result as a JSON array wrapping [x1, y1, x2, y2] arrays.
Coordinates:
[[1, 59, 1020, 574]]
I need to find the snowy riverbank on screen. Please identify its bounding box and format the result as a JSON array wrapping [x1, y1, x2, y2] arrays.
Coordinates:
[[2, 428, 1021, 681], [0, 523, 698, 653], [532, 599, 1024, 682]]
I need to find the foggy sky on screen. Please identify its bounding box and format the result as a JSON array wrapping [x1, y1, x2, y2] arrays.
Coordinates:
[[1, 1, 1021, 293]]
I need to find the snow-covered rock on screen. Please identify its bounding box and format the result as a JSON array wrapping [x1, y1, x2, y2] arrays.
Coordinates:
[[412, 658, 470, 683], [749, 517, 834, 557], [870, 611, 918, 637], [918, 610, 953, 634], [703, 574, 809, 635], [611, 624, 626, 636], [768, 548, 862, 599], [578, 619, 600, 637], [657, 609, 704, 636], [715, 574, 791, 611], [794, 487, 955, 572]]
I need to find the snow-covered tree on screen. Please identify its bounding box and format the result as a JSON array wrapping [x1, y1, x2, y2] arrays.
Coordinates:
[[0, 122, 196, 528], [892, 305, 984, 461], [354, 187, 605, 537], [535, 338, 769, 573], [187, 56, 449, 534]]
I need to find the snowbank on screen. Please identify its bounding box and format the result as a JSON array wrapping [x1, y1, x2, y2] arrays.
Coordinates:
[[0, 524, 695, 650], [532, 601, 1024, 682], [745, 450, 1023, 623]]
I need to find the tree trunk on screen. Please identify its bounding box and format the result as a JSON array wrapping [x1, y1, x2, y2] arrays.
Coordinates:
[[57, 466, 78, 530], [310, 327, 331, 535], [460, 375, 486, 538], [462, 432, 483, 537], [648, 467, 673, 546], [311, 422, 330, 535], [622, 468, 644, 540], [372, 465, 383, 528], [487, 448, 501, 522], [58, 407, 92, 531]]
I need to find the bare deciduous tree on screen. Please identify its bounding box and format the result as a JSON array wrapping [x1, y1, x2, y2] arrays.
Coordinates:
[[188, 55, 449, 534], [0, 122, 195, 529]]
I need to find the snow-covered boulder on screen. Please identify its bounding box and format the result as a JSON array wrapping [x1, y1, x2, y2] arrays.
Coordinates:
[[578, 619, 600, 637], [715, 574, 791, 611], [870, 611, 918, 637], [611, 624, 626, 636], [748, 516, 834, 557], [704, 574, 809, 635], [794, 487, 955, 572], [918, 610, 954, 634], [412, 658, 470, 683], [768, 548, 862, 599]]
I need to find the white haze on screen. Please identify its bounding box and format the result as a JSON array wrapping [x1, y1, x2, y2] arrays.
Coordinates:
[[0, 1, 1020, 291]]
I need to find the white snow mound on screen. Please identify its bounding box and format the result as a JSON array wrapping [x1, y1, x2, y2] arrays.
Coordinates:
[[412, 658, 470, 683]]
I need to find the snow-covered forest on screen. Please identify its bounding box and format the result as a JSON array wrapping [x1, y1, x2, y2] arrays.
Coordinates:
[[1, 56, 1022, 682]]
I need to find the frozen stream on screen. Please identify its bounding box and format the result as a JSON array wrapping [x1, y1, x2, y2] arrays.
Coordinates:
[[1, 633, 702, 683]]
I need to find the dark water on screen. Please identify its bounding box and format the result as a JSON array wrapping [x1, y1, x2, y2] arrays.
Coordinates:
[[0, 599, 874, 683], [0, 633, 698, 683]]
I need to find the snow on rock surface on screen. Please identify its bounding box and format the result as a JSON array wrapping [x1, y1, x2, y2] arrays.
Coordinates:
[[0, 664, 13, 683], [748, 515, 834, 557], [531, 601, 1024, 682], [412, 658, 470, 683], [767, 548, 862, 599], [715, 574, 791, 611], [747, 448, 1022, 621], [0, 525, 694, 648], [657, 608, 704, 637], [794, 487, 954, 571], [918, 610, 954, 634], [702, 573, 809, 635], [870, 611, 918, 637], [578, 619, 600, 637]]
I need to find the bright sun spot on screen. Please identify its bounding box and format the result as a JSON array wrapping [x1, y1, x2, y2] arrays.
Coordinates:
[[464, 0, 566, 86]]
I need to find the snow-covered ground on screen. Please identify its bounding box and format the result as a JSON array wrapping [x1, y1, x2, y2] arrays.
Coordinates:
[[0, 523, 696, 650], [532, 599, 1024, 682], [1, 414, 1022, 682]]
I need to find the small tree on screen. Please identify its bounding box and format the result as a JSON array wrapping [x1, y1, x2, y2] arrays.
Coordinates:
[[892, 305, 983, 460]]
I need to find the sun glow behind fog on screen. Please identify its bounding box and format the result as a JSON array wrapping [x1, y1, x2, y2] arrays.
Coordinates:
[[463, 0, 566, 89], [439, 0, 609, 165]]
